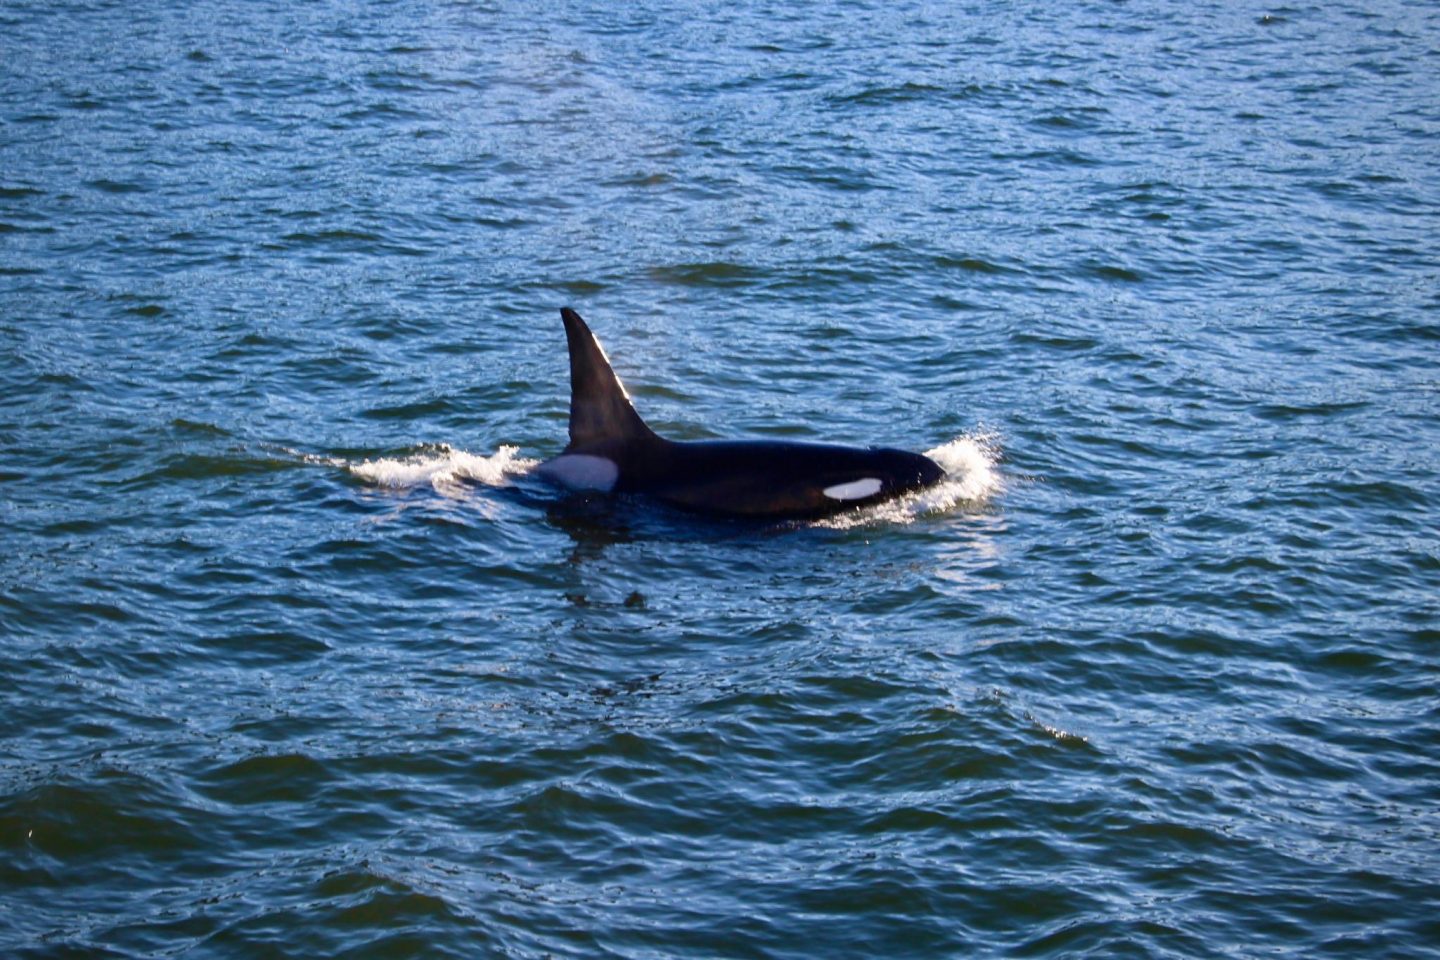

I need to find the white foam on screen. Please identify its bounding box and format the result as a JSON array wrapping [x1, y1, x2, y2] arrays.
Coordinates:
[[349, 444, 537, 497], [814, 432, 1002, 529], [923, 433, 1004, 504]]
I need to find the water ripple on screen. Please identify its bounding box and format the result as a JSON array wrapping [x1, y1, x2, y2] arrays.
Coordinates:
[[2, 0, 1438, 957]]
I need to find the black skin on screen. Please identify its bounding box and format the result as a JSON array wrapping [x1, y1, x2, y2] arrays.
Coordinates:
[[571, 433, 944, 521], [550, 307, 946, 520]]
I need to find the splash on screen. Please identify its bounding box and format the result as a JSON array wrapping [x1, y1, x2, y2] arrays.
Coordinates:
[[349, 444, 538, 497], [814, 432, 1002, 529], [923, 433, 1004, 504]]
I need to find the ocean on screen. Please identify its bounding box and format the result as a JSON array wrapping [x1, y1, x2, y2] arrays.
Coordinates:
[[2, 1, 1437, 956]]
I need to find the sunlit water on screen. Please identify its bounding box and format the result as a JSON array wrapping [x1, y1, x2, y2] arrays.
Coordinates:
[[3, 1, 1438, 957]]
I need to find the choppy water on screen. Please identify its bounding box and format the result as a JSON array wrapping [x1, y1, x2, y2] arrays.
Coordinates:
[[3, 1, 1439, 957]]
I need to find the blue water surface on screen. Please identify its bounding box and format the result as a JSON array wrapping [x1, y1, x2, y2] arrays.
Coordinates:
[[2, 1, 1438, 957]]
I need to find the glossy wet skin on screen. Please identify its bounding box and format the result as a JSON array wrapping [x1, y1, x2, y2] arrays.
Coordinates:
[[566, 435, 945, 518], [542, 308, 947, 519]]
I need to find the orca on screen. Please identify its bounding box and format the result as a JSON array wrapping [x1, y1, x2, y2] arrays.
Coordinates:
[[536, 307, 946, 520]]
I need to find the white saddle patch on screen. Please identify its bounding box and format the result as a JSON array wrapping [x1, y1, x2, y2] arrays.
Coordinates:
[[538, 454, 619, 492], [823, 477, 883, 501]]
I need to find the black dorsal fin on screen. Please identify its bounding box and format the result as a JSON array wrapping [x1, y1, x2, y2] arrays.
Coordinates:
[[560, 307, 658, 450]]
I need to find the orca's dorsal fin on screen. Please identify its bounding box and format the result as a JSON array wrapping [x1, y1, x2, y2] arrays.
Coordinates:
[[560, 307, 658, 450]]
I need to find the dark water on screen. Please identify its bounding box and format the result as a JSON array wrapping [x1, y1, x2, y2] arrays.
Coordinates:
[[3, 0, 1439, 956]]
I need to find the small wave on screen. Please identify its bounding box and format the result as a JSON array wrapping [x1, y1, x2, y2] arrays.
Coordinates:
[[815, 433, 1002, 529], [349, 444, 537, 497]]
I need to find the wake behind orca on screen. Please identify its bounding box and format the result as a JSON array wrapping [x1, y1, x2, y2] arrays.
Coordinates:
[[537, 308, 946, 520]]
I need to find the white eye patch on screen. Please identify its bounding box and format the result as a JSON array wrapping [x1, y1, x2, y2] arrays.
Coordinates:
[[822, 477, 883, 501], [538, 454, 619, 491]]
